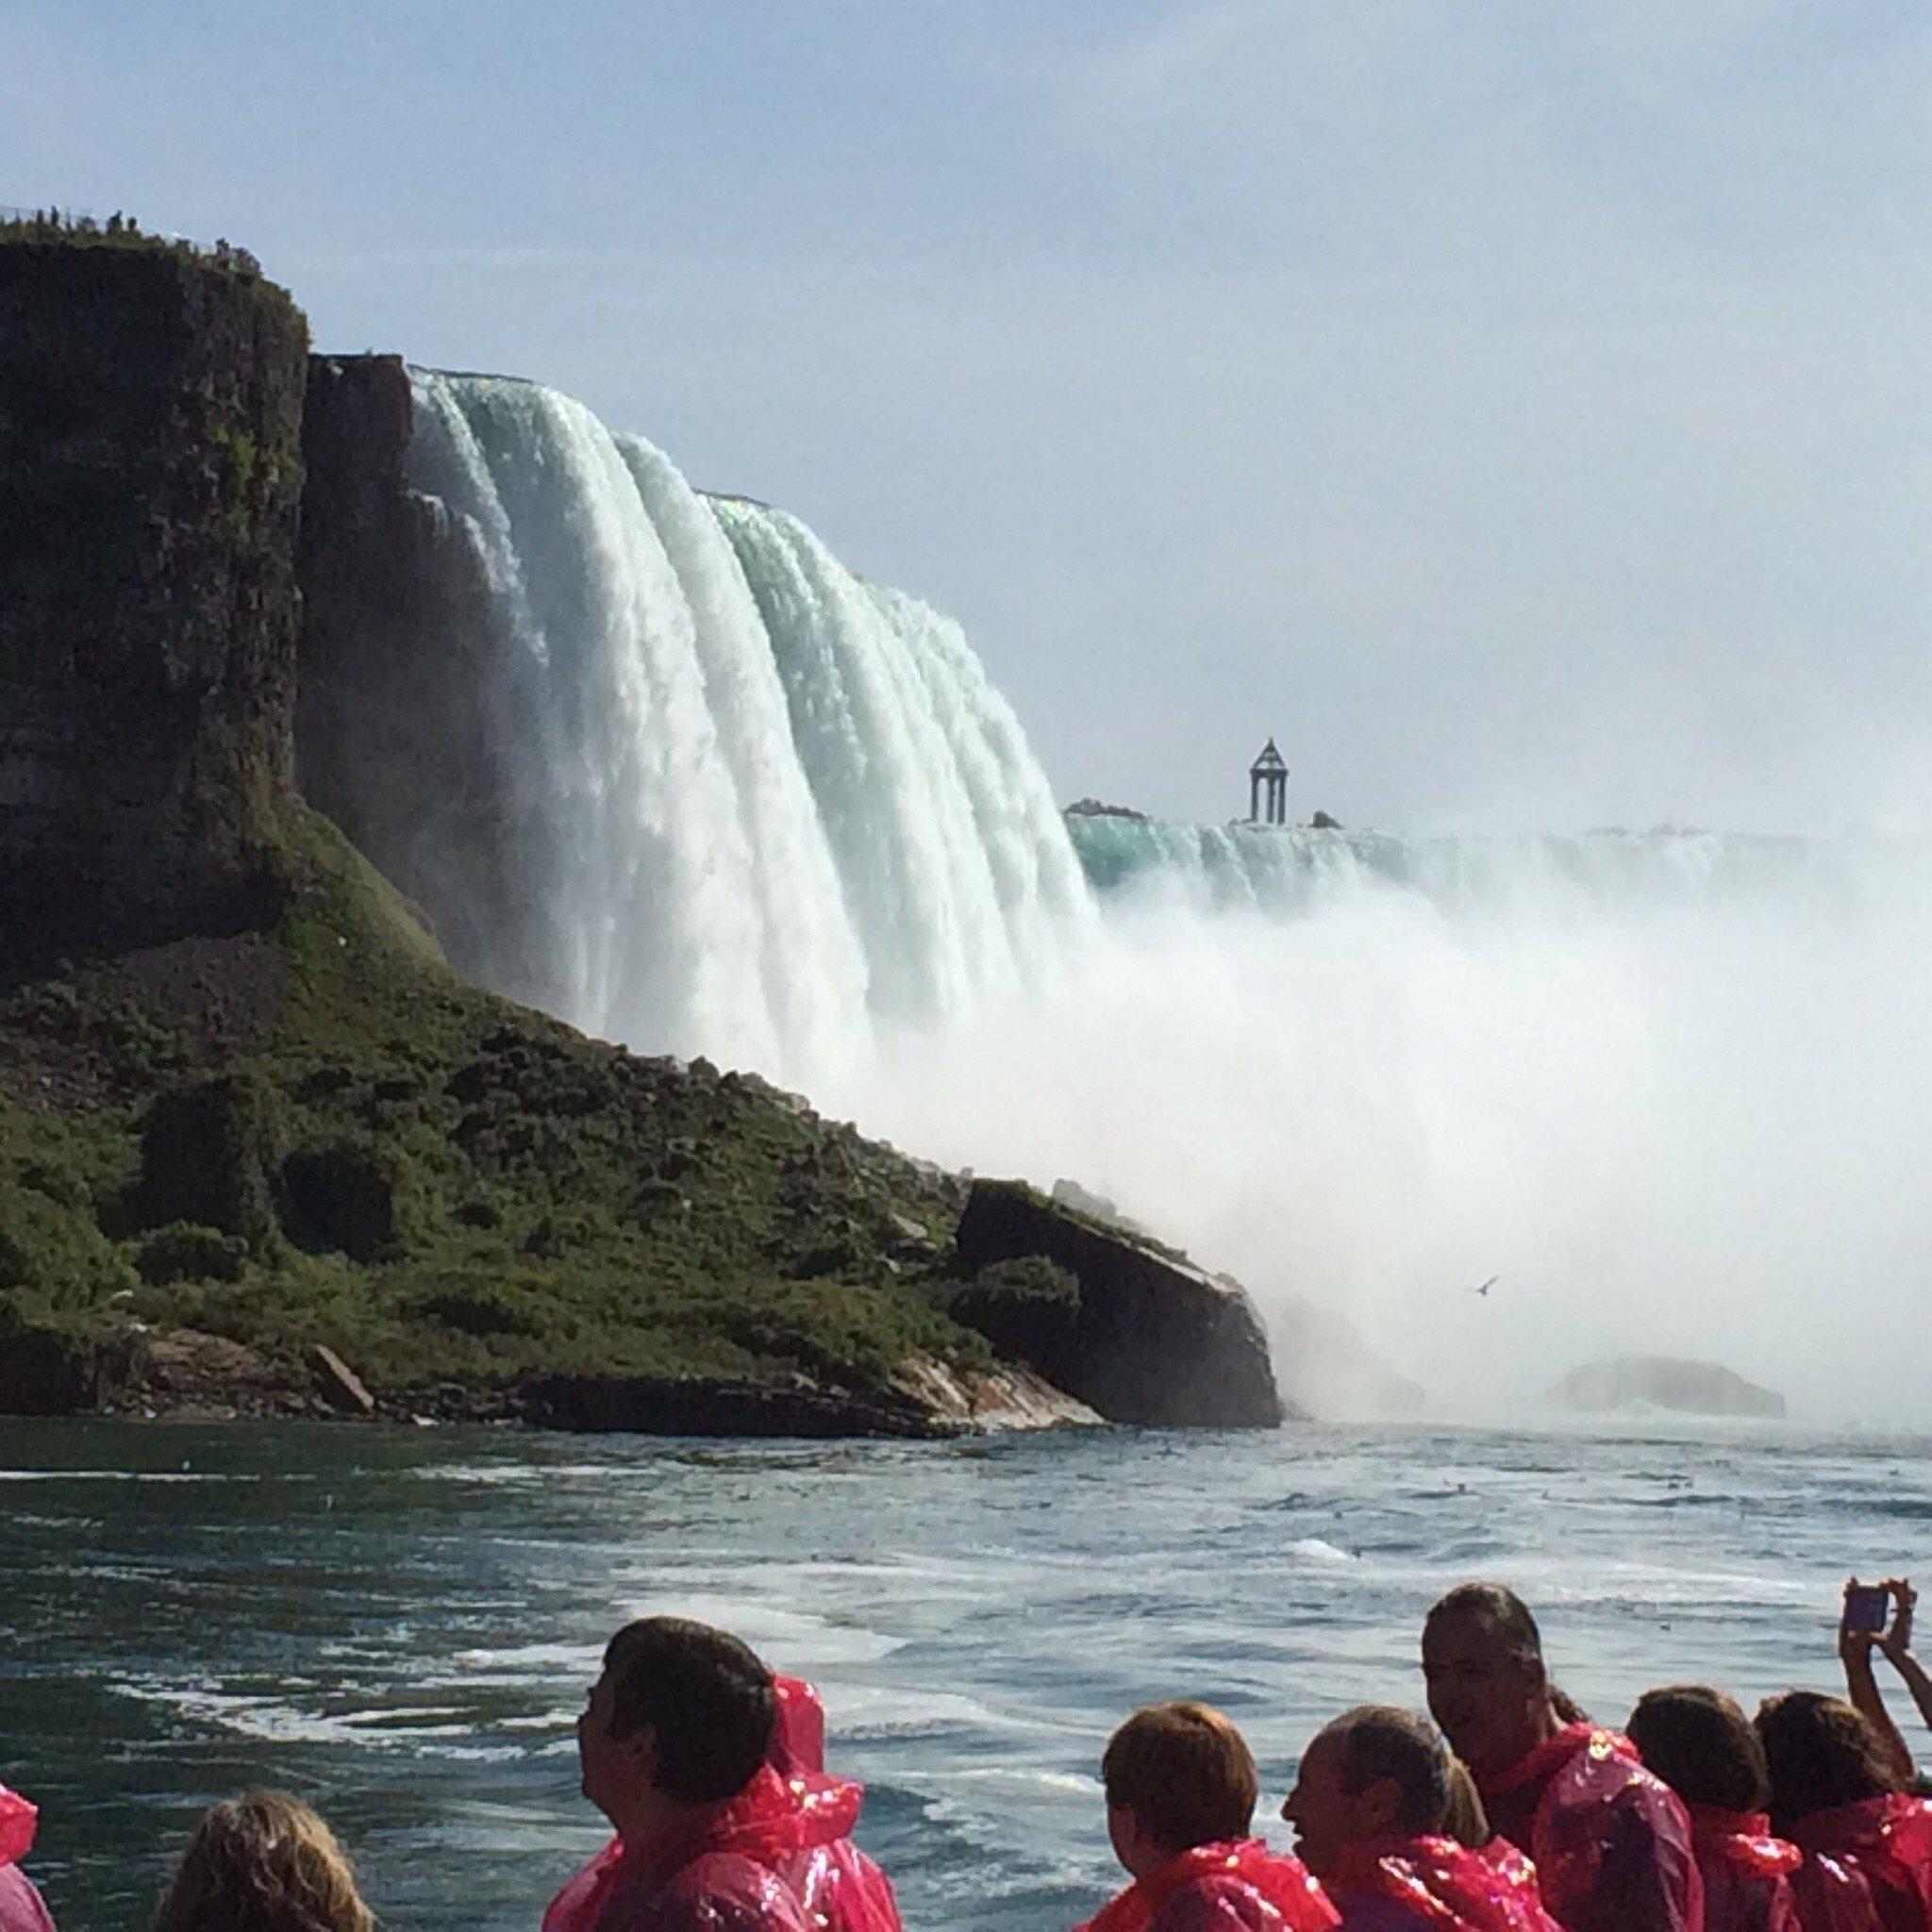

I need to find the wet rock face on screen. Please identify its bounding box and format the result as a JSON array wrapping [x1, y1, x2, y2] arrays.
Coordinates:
[[296, 356, 552, 993], [954, 1179, 1290, 1427], [0, 242, 308, 959]]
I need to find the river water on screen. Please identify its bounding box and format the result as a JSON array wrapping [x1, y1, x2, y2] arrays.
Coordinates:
[[5, 1418, 1927, 1931]]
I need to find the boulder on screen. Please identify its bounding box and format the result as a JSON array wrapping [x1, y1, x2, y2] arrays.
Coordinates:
[[1549, 1356, 1786, 1419], [310, 1342, 376, 1416], [517, 1373, 946, 1439], [953, 1179, 1289, 1427], [0, 1326, 97, 1414]]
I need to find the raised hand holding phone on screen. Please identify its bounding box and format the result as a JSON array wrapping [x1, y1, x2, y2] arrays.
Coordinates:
[[1845, 1580, 1892, 1636]]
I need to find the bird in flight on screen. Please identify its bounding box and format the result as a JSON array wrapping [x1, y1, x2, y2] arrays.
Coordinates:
[[1471, 1275, 1497, 1298]]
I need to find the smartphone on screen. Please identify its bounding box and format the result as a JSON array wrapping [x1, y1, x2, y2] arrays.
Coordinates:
[[1845, 1584, 1890, 1633]]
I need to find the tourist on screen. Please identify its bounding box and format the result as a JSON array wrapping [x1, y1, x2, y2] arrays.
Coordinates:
[[763, 1674, 903, 1932], [1281, 1706, 1559, 1930], [153, 1791, 374, 1932], [0, 1786, 54, 1932], [549, 1658, 898, 1932], [1757, 1690, 1932, 1932], [1626, 1685, 1801, 1932], [1839, 1580, 1931, 1790], [1076, 1700, 1339, 1932], [1420, 1582, 1703, 1932], [545, 1616, 817, 1932]]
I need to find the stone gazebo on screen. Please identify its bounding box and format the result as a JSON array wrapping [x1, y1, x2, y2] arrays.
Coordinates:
[[1248, 738, 1289, 825]]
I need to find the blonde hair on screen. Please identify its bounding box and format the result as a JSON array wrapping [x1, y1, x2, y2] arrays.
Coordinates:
[[1443, 1757, 1490, 1848], [156, 1792, 375, 1932]]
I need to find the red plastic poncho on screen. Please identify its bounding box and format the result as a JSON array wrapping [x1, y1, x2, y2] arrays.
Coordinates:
[[1075, 1839, 1341, 1932], [1686, 1804, 1801, 1932], [1325, 1833, 1562, 1932], [0, 1789, 55, 1932], [763, 1676, 903, 1932], [1477, 1724, 1703, 1932], [543, 1676, 899, 1932], [1788, 1795, 1932, 1932], [542, 1764, 814, 1932]]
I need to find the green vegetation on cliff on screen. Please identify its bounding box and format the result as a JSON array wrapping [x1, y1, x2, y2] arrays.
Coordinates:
[[0, 811, 988, 1421]]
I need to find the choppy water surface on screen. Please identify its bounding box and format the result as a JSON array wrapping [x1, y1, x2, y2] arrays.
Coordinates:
[[5, 1419, 1926, 1931]]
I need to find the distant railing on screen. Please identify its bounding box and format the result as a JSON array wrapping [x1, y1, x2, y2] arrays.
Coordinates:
[[0, 206, 262, 277]]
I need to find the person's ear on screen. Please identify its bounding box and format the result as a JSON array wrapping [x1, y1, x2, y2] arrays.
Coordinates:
[[616, 1722, 658, 1786], [1358, 1775, 1407, 1837]]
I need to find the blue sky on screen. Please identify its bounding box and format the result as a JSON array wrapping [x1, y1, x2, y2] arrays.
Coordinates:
[[9, 2, 1931, 828]]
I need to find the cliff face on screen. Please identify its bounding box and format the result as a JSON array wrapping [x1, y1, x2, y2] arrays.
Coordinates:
[[297, 358, 553, 993], [0, 241, 308, 958], [954, 1179, 1288, 1427]]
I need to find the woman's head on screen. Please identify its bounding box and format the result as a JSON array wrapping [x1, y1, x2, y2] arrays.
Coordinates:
[[1755, 1692, 1902, 1833], [1628, 1685, 1770, 1812], [156, 1792, 374, 1932]]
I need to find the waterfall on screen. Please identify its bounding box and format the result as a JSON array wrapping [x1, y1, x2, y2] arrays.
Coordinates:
[[399, 371, 1090, 1084], [369, 367, 1932, 1419]]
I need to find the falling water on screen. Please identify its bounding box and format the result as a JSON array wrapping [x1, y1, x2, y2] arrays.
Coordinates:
[[388, 370, 1932, 1420], [400, 373, 1091, 1084]]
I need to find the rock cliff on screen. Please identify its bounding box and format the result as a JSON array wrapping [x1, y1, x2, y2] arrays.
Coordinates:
[[953, 1179, 1288, 1426], [0, 237, 307, 958], [296, 357, 555, 991], [1549, 1356, 1786, 1419]]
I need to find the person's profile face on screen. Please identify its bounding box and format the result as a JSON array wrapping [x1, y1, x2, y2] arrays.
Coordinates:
[[1280, 1734, 1359, 1877], [576, 1669, 628, 1813], [1422, 1614, 1540, 1774]]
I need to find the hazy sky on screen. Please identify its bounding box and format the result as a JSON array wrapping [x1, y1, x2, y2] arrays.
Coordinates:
[[10, 2, 1931, 829]]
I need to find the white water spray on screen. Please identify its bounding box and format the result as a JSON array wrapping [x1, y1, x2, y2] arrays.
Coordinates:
[[397, 371, 1932, 1423]]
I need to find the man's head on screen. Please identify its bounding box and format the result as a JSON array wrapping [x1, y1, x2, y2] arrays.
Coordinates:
[[1282, 1707, 1450, 1877], [1421, 1583, 1553, 1777], [577, 1618, 775, 1827], [1101, 1702, 1257, 1877]]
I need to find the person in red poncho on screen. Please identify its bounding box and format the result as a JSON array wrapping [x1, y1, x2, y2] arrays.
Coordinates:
[[1757, 1690, 1932, 1932], [544, 1617, 815, 1932], [1627, 1685, 1801, 1932], [1075, 1700, 1340, 1932], [763, 1674, 903, 1932], [1282, 1704, 1560, 1932], [0, 1787, 54, 1932], [1420, 1583, 1703, 1932]]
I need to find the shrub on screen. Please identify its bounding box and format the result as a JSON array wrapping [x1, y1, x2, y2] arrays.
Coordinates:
[[133, 1223, 249, 1286], [951, 1256, 1081, 1368]]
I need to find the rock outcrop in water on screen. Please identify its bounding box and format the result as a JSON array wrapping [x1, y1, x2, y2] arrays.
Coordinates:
[[953, 1179, 1289, 1427], [0, 232, 308, 958], [1550, 1356, 1786, 1419]]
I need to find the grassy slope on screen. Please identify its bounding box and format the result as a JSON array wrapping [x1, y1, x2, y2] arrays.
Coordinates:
[[0, 809, 986, 1410]]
